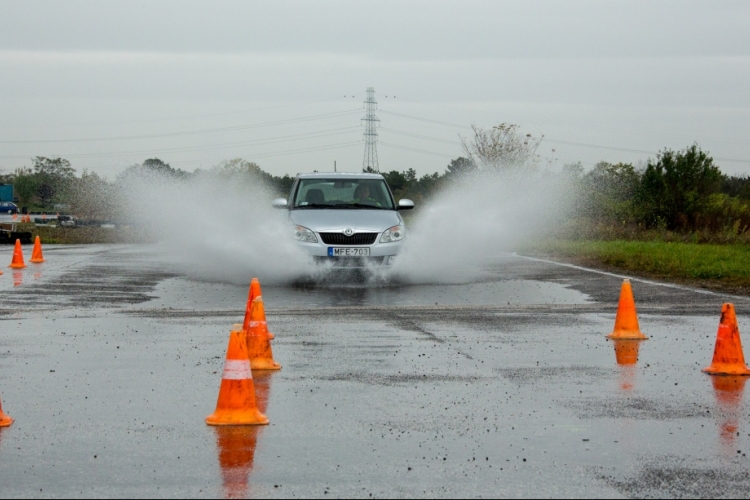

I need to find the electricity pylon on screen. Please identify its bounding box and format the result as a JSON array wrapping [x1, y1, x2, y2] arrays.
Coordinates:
[[362, 87, 380, 172]]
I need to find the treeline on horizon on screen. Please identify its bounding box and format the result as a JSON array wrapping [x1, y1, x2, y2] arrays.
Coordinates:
[[1, 142, 749, 242]]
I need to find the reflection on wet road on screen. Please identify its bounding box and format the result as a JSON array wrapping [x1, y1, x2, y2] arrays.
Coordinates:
[[612, 339, 644, 391], [0, 245, 749, 497], [711, 375, 748, 457]]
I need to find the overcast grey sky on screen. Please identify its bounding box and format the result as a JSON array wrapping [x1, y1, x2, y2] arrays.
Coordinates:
[[0, 0, 748, 178]]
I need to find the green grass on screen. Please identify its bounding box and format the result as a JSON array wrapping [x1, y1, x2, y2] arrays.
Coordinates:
[[529, 239, 750, 293]]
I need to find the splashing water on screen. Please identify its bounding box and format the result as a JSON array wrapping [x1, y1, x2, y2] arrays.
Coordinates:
[[122, 169, 571, 287], [391, 170, 570, 284]]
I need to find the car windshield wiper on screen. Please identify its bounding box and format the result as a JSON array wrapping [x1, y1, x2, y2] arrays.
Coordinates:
[[333, 203, 391, 210], [293, 203, 335, 209]]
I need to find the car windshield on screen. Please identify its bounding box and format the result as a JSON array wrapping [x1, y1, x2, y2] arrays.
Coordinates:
[[293, 178, 395, 210]]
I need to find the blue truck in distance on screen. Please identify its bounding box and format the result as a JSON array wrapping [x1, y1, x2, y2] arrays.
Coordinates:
[[0, 185, 13, 203]]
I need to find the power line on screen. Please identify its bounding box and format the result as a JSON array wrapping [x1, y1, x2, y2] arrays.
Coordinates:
[[380, 142, 455, 158], [0, 127, 361, 160], [380, 127, 462, 146], [380, 108, 750, 165], [379, 110, 471, 130], [0, 100, 346, 132], [168, 141, 362, 167], [0, 109, 362, 144]]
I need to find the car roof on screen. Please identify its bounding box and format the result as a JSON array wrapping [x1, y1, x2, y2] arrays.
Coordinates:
[[296, 172, 384, 180]]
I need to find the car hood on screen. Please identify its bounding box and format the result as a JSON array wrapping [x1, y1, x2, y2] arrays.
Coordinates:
[[290, 209, 402, 233]]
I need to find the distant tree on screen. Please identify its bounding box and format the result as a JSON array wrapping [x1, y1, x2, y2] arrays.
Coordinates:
[[269, 174, 295, 196], [12, 168, 39, 206], [580, 162, 640, 222], [214, 158, 265, 179], [117, 158, 191, 183], [460, 124, 542, 171], [722, 175, 750, 200], [382, 170, 410, 192], [636, 144, 723, 230], [445, 157, 476, 178], [31, 157, 76, 206], [404, 168, 417, 184], [69, 170, 120, 219]]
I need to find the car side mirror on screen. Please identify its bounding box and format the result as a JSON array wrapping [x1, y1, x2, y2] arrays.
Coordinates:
[[397, 199, 415, 210], [272, 198, 288, 209]]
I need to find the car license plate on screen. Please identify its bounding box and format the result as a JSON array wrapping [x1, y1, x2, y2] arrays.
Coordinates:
[[328, 247, 370, 257]]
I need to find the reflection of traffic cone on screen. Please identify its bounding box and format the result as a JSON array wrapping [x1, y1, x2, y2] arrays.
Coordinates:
[[711, 375, 748, 455], [612, 339, 642, 391], [252, 370, 274, 415], [607, 279, 648, 339], [242, 278, 273, 339], [613, 339, 641, 366], [213, 371, 274, 499], [0, 395, 13, 427], [246, 298, 281, 371], [12, 272, 22, 287], [8, 240, 26, 269], [703, 304, 750, 376], [206, 328, 269, 426], [214, 426, 261, 499], [30, 236, 45, 264]]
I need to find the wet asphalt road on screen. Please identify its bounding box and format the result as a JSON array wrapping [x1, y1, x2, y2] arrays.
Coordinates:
[[1, 245, 750, 498]]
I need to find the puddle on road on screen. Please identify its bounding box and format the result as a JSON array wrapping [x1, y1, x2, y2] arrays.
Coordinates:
[[146, 276, 591, 310]]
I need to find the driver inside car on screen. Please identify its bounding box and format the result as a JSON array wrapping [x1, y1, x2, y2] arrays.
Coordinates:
[[353, 184, 381, 207]]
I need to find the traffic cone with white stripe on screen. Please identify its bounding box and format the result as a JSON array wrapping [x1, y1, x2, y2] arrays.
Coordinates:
[[245, 298, 281, 371], [0, 395, 13, 427], [242, 278, 273, 339], [206, 326, 269, 426], [8, 240, 26, 269]]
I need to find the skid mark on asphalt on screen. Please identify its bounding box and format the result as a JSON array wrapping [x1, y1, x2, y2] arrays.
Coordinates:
[[561, 396, 709, 420], [598, 456, 750, 498], [393, 319, 445, 344], [495, 365, 613, 385], [313, 372, 484, 386]]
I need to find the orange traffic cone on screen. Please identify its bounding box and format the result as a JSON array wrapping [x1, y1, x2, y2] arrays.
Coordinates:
[[8, 240, 26, 269], [0, 395, 13, 427], [703, 303, 750, 376], [206, 327, 269, 426], [607, 279, 647, 339], [245, 298, 281, 371], [242, 278, 274, 339], [30, 236, 45, 264], [12, 213, 17, 221]]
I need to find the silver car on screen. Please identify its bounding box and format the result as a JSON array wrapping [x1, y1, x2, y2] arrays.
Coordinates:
[[273, 172, 414, 268]]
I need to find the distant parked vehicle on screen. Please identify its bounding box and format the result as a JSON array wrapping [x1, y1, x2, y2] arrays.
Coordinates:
[[0, 202, 18, 214], [58, 215, 77, 227]]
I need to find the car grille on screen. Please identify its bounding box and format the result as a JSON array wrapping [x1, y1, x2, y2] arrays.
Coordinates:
[[319, 232, 378, 245]]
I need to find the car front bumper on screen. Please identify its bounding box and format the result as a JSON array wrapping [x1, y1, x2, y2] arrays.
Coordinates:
[[295, 237, 404, 267]]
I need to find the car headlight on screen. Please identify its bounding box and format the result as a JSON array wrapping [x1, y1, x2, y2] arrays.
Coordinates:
[[380, 225, 405, 243], [293, 225, 318, 243]]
